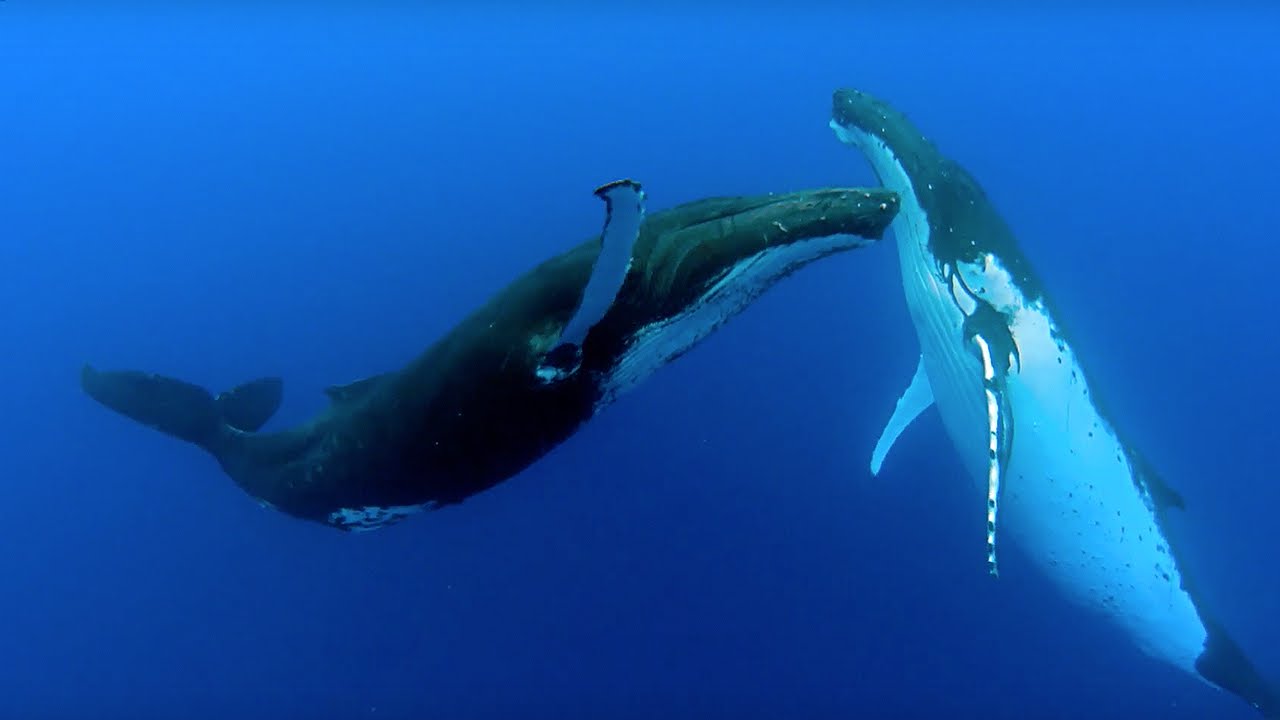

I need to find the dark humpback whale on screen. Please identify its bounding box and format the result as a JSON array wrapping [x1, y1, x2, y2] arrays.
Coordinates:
[[83, 182, 899, 533], [829, 88, 1278, 718]]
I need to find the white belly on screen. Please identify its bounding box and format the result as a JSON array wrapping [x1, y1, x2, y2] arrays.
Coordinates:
[[899, 221, 1209, 673], [833, 118, 1209, 673]]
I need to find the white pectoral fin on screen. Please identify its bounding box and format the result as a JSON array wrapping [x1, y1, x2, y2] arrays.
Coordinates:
[[869, 354, 934, 475], [558, 179, 645, 349], [537, 179, 646, 383]]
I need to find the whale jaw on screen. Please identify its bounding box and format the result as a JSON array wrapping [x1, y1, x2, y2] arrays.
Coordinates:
[[599, 230, 873, 407], [593, 186, 899, 409]]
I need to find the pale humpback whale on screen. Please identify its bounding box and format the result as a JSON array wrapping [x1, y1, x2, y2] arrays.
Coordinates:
[[83, 182, 899, 533], [829, 88, 1277, 717]]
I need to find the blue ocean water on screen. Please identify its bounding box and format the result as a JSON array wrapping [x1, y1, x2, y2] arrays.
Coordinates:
[[2, 4, 1277, 719]]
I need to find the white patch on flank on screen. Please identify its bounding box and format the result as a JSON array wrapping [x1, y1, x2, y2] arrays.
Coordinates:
[[993, 269, 1206, 671], [598, 233, 865, 407], [833, 118, 1209, 673], [328, 504, 427, 532]]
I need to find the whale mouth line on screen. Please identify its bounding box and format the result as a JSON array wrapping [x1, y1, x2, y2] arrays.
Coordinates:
[[598, 231, 871, 408]]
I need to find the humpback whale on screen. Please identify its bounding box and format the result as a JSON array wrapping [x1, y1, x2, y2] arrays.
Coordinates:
[[829, 88, 1278, 717], [83, 182, 899, 533]]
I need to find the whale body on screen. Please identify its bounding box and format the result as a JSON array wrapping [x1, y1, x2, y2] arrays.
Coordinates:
[[83, 183, 899, 532], [829, 88, 1277, 717]]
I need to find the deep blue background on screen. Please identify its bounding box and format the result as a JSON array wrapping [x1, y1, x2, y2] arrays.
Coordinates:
[[2, 4, 1277, 719]]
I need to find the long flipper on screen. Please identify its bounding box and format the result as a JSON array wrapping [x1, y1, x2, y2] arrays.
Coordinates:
[[869, 354, 934, 475], [537, 179, 646, 382], [963, 303, 1019, 578], [972, 334, 1006, 577]]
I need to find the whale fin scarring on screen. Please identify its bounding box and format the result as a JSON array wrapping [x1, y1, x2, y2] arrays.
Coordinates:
[[869, 354, 934, 475]]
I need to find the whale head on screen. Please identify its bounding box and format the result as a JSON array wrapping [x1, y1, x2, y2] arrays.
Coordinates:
[[590, 186, 899, 403], [830, 88, 1043, 298], [636, 187, 898, 312], [831, 88, 945, 181]]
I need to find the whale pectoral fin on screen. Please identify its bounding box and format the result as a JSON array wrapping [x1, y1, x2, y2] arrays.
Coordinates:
[[971, 334, 1013, 578], [216, 377, 283, 432], [869, 354, 934, 475], [537, 179, 646, 383]]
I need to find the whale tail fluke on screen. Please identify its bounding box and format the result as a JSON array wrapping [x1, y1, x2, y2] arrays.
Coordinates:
[[80, 365, 283, 450], [1195, 619, 1280, 719]]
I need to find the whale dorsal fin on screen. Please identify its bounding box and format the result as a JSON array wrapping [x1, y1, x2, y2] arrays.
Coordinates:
[[324, 374, 388, 405], [870, 355, 934, 475], [1146, 473, 1186, 511], [1128, 449, 1186, 511]]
